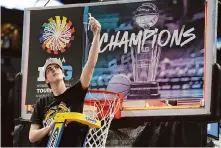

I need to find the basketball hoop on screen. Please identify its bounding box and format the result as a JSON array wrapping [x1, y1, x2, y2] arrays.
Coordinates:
[[83, 90, 123, 147]]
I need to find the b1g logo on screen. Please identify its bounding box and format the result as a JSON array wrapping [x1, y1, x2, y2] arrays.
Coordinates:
[[39, 16, 75, 54]]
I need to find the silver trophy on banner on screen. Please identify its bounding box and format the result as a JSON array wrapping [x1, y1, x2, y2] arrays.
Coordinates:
[[133, 2, 159, 29], [128, 3, 160, 99]]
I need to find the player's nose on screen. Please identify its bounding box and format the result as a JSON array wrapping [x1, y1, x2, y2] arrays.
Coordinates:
[[51, 67, 57, 73]]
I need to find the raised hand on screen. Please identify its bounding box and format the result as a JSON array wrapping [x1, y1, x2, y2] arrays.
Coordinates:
[[89, 15, 101, 36]]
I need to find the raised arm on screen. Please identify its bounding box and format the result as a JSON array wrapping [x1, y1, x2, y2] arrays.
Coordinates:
[[80, 17, 101, 89]]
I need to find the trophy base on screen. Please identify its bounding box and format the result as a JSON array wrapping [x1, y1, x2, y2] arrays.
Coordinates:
[[127, 82, 160, 99]]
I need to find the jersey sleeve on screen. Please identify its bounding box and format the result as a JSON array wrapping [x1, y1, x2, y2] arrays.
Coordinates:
[[29, 98, 44, 125]]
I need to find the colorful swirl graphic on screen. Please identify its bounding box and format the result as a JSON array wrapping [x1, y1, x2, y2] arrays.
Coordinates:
[[40, 16, 75, 54]]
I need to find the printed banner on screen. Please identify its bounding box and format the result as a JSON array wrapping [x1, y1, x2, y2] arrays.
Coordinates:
[[26, 8, 84, 104], [23, 0, 217, 116], [83, 0, 205, 111]]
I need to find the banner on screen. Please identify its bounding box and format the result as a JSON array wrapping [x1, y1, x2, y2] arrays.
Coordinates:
[[22, 0, 217, 117], [83, 0, 207, 116], [26, 8, 84, 104]]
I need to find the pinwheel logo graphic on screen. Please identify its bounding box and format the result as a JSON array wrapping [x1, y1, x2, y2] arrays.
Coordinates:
[[40, 16, 75, 54]]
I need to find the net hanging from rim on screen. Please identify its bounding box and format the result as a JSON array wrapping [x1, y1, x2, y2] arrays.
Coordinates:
[[83, 90, 123, 148]]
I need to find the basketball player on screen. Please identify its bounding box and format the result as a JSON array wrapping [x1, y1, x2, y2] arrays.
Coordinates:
[[29, 16, 101, 147]]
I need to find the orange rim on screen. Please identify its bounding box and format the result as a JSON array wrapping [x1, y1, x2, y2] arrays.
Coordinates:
[[84, 90, 123, 119]]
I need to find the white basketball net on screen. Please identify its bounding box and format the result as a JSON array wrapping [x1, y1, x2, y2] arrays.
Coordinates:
[[83, 91, 122, 148]]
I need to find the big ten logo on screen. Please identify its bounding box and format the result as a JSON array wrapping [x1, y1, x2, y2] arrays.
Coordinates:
[[37, 65, 73, 81], [141, 46, 150, 53]]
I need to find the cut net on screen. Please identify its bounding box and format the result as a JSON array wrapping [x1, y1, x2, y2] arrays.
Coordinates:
[[83, 90, 123, 148]]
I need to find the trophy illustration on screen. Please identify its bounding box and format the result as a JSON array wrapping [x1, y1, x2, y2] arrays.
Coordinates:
[[133, 2, 159, 29], [128, 3, 161, 99]]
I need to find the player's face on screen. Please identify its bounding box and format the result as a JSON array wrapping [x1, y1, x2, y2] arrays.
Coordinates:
[[45, 64, 64, 84]]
